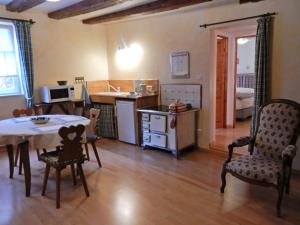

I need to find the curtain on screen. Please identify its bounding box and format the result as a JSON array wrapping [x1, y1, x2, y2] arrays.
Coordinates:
[[93, 104, 116, 138], [250, 16, 272, 136], [13, 21, 34, 108]]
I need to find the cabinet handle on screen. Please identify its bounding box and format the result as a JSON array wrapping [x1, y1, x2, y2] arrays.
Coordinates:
[[156, 135, 161, 138], [155, 116, 161, 120]]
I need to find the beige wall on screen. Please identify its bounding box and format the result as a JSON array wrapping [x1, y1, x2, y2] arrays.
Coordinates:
[[0, 5, 108, 119], [105, 0, 300, 168]]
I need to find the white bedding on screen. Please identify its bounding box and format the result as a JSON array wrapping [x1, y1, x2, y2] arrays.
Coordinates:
[[236, 88, 254, 99], [236, 97, 254, 110]]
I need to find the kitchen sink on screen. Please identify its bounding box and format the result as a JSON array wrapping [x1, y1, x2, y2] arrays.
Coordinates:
[[94, 92, 131, 96]]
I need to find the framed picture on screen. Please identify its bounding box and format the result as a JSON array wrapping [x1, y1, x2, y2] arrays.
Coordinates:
[[170, 51, 190, 79]]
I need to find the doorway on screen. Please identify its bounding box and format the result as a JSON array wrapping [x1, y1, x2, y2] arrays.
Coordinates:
[[210, 26, 257, 154], [234, 35, 256, 146], [216, 36, 228, 129]]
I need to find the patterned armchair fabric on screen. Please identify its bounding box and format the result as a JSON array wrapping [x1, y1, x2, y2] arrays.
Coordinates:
[[253, 103, 300, 160], [226, 155, 281, 185], [221, 99, 300, 217]]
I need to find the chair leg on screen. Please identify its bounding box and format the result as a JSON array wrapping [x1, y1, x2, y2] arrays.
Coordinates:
[[285, 167, 292, 195], [277, 179, 285, 217], [14, 145, 20, 167], [56, 169, 61, 209], [91, 141, 102, 168], [19, 154, 23, 175], [70, 164, 77, 186], [84, 143, 90, 161], [77, 163, 89, 197], [42, 165, 50, 196], [220, 167, 227, 193], [36, 149, 41, 161], [6, 144, 14, 179]]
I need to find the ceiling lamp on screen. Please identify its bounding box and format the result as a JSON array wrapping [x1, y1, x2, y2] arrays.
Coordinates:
[[46, 0, 61, 2], [237, 38, 249, 45]]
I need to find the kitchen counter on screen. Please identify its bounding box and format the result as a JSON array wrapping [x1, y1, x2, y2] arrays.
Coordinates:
[[137, 105, 199, 115], [90, 92, 158, 145], [90, 92, 158, 105]]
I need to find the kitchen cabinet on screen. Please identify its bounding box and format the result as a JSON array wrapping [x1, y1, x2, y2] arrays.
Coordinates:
[[137, 106, 199, 158], [90, 93, 158, 144]]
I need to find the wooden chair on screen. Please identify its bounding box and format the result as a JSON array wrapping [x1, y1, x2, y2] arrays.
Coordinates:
[[83, 108, 102, 168], [40, 124, 89, 208], [220, 99, 300, 217], [13, 108, 34, 168], [12, 108, 45, 173]]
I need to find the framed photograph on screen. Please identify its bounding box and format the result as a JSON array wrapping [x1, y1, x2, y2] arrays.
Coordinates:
[[170, 51, 190, 79]]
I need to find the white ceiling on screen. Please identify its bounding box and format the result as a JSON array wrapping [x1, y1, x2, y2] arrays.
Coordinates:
[[0, 0, 238, 21]]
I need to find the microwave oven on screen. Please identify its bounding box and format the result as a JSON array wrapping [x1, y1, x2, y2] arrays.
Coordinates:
[[40, 85, 75, 103]]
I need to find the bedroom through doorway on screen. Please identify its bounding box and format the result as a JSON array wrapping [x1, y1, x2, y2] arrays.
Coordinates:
[[211, 25, 257, 154]]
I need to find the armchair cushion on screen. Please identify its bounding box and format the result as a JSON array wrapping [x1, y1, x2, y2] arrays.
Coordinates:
[[226, 155, 281, 185], [282, 145, 297, 159]]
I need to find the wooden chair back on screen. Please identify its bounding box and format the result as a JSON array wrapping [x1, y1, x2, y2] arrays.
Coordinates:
[[89, 108, 100, 134], [58, 125, 85, 165], [12, 108, 34, 117]]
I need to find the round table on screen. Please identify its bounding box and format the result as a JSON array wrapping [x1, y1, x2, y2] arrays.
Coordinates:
[[0, 114, 90, 197]]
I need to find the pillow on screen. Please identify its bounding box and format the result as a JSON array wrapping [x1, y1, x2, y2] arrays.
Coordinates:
[[236, 88, 254, 99]]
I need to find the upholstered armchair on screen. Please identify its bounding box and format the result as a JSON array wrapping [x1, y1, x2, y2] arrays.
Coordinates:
[[220, 99, 300, 217]]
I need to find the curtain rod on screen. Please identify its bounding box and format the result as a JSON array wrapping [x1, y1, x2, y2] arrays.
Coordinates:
[[0, 16, 35, 24], [199, 12, 277, 28]]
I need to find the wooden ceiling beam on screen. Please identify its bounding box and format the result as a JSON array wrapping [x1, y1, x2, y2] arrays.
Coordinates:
[[240, 0, 264, 3], [48, 0, 131, 20], [6, 0, 46, 12], [82, 0, 212, 24]]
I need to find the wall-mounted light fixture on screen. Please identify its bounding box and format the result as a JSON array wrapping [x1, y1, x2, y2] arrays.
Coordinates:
[[237, 38, 249, 45], [115, 40, 143, 70]]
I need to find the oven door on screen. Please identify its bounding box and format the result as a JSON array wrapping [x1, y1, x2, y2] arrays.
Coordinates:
[[150, 114, 166, 133]]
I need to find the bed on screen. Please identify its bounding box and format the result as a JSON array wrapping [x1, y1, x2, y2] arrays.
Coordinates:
[[236, 74, 255, 120], [236, 87, 254, 120]]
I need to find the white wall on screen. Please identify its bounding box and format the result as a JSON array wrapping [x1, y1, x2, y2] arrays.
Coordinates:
[[0, 5, 109, 119], [237, 37, 256, 74]]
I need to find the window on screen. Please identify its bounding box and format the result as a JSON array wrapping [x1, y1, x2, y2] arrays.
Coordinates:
[[0, 22, 23, 96]]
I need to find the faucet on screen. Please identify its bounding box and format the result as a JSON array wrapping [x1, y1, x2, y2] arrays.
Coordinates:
[[108, 84, 120, 93]]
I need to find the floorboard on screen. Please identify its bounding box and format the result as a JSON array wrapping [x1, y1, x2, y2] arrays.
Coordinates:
[[0, 139, 299, 225]]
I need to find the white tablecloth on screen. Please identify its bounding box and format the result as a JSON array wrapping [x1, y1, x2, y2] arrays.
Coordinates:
[[0, 115, 90, 149]]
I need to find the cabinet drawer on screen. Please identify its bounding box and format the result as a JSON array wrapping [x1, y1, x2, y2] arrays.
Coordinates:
[[142, 121, 149, 128], [143, 134, 151, 143], [150, 115, 166, 133], [150, 133, 167, 148], [142, 113, 149, 121]]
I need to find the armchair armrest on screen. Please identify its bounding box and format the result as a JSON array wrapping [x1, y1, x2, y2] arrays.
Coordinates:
[[230, 136, 253, 148], [225, 136, 254, 163], [282, 145, 297, 159]]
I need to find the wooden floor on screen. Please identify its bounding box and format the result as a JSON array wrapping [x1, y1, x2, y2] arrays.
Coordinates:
[[0, 139, 300, 225], [211, 119, 251, 154]]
